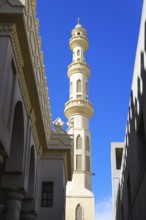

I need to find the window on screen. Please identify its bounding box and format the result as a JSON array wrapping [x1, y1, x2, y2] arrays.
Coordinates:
[[116, 148, 123, 169], [86, 156, 90, 172], [86, 82, 88, 96], [76, 155, 82, 170], [77, 79, 81, 92], [77, 50, 80, 56], [86, 136, 90, 151], [70, 82, 73, 97], [76, 204, 82, 220], [42, 182, 53, 207], [76, 135, 81, 149]]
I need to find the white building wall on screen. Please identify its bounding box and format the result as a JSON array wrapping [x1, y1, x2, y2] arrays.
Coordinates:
[[36, 159, 65, 220]]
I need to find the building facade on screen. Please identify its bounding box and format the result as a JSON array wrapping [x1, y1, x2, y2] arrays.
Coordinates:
[[65, 20, 95, 220], [0, 1, 73, 220], [112, 0, 146, 219]]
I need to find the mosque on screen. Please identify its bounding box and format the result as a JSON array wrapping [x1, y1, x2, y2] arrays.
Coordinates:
[[0, 1, 95, 219]]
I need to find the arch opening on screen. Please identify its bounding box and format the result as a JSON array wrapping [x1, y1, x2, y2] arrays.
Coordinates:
[[5, 102, 24, 173]]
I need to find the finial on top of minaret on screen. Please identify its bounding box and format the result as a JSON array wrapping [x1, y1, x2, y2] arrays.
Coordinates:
[[75, 18, 82, 28], [77, 18, 80, 24]]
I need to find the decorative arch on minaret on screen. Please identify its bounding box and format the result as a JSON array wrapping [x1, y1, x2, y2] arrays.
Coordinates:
[[77, 79, 81, 93], [86, 82, 88, 97], [75, 204, 83, 220], [76, 135, 81, 149], [86, 136, 90, 151]]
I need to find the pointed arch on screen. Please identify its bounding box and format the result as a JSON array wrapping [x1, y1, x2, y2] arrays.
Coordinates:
[[6, 101, 24, 172], [86, 136, 90, 151], [77, 79, 81, 93], [76, 204, 83, 220], [76, 135, 81, 149]]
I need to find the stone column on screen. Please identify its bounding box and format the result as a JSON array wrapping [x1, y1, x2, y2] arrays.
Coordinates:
[[5, 189, 24, 220], [21, 211, 36, 220]]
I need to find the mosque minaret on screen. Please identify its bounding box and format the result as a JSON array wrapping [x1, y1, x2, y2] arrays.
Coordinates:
[[65, 19, 95, 220]]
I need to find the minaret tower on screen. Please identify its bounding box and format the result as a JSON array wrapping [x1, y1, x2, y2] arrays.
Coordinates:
[[65, 19, 95, 220]]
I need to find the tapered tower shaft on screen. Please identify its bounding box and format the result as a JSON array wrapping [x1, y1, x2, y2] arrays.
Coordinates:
[[65, 20, 95, 220]]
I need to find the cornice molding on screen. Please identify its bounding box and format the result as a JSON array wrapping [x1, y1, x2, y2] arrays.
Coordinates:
[[43, 150, 66, 160], [74, 170, 92, 175], [0, 23, 42, 153], [24, 0, 52, 144]]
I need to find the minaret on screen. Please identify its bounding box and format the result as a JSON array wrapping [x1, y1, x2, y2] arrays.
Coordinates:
[[65, 19, 95, 220]]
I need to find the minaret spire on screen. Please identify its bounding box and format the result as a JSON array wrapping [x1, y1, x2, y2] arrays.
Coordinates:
[[65, 21, 95, 220], [77, 17, 80, 24]]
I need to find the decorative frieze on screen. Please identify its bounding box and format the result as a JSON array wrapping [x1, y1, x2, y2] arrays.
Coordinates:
[[43, 151, 66, 160], [24, 0, 52, 140]]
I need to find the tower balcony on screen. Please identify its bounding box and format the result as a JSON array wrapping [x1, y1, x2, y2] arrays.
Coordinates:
[[64, 99, 94, 119], [68, 61, 90, 78], [69, 36, 88, 51]]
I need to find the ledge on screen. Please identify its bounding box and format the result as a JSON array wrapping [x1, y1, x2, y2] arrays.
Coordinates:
[[64, 99, 94, 119], [68, 61, 90, 78], [69, 36, 88, 51]]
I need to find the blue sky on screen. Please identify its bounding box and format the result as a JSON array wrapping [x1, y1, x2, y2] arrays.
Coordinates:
[[37, 0, 143, 218]]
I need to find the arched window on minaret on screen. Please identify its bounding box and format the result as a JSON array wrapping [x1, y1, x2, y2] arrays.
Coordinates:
[[70, 82, 73, 98], [86, 82, 88, 96], [76, 135, 81, 149], [77, 79, 81, 93], [77, 49, 80, 56], [76, 204, 83, 220], [86, 136, 90, 151], [86, 156, 90, 172]]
